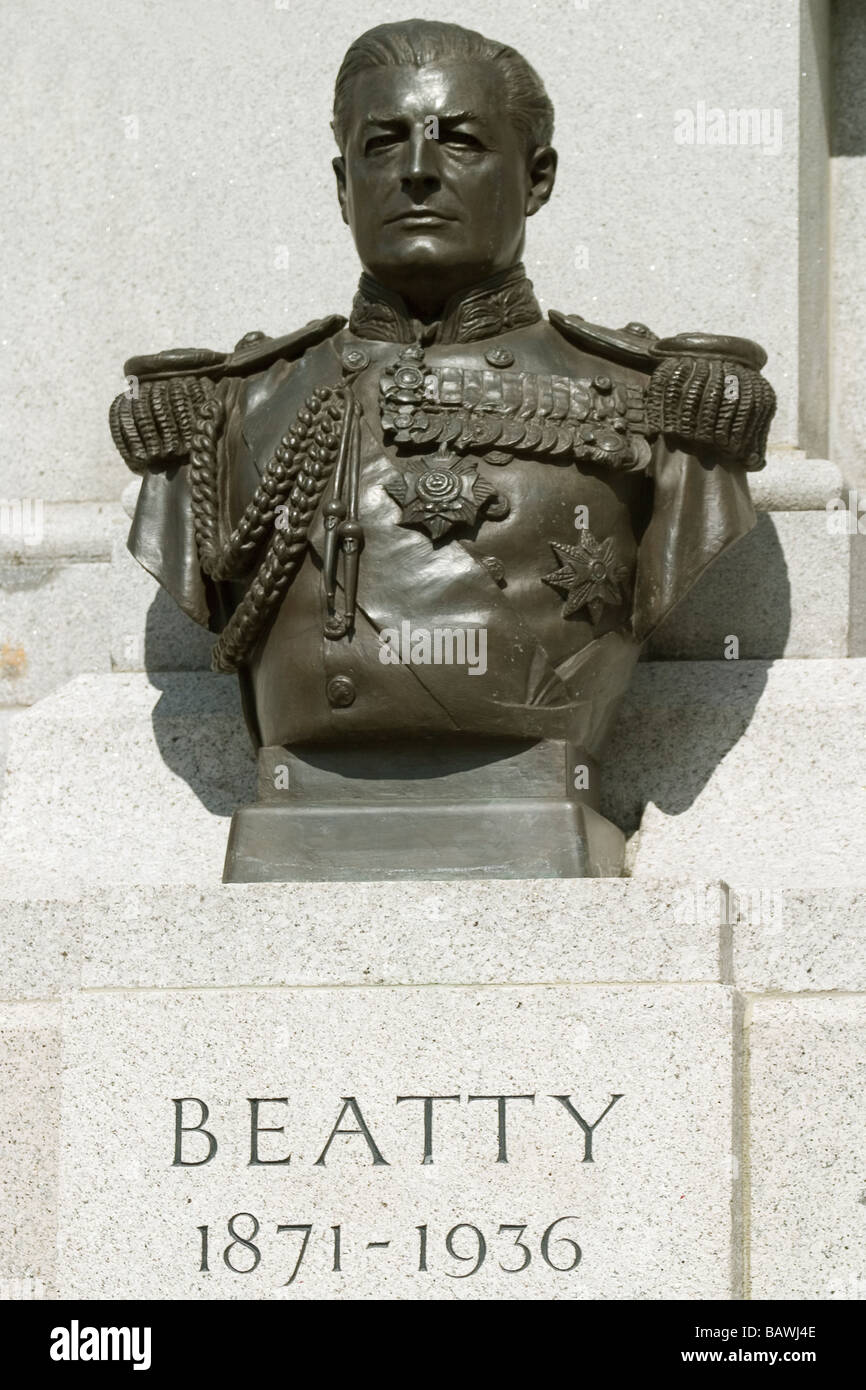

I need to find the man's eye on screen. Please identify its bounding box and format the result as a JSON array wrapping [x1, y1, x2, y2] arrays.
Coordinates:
[[443, 131, 484, 149], [365, 133, 400, 155]]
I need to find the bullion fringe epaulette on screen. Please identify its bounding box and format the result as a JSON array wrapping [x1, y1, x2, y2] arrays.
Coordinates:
[[646, 335, 776, 472], [108, 316, 346, 472], [549, 311, 776, 471], [109, 371, 216, 473]]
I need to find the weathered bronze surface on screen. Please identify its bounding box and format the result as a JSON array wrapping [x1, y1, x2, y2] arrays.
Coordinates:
[[109, 20, 776, 881]]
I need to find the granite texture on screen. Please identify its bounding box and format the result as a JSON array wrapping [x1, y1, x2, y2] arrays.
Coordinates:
[[610, 659, 866, 881], [0, 901, 83, 1002], [0, 707, 17, 802], [0, 563, 113, 706], [0, 1003, 60, 1298], [0, 502, 126, 564], [750, 451, 843, 510], [76, 879, 721, 991], [0, 673, 254, 894], [4, 880, 863, 1002], [731, 885, 866, 992], [57, 984, 736, 1299], [0, 878, 723, 1002], [852, 531, 866, 657], [748, 996, 866, 1300]]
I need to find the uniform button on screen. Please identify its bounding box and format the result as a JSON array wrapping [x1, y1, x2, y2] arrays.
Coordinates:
[[341, 345, 370, 372], [625, 322, 651, 336], [593, 375, 613, 393], [233, 330, 267, 351], [326, 675, 356, 708], [485, 346, 515, 368]]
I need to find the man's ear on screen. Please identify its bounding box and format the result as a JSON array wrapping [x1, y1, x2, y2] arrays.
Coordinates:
[[332, 156, 349, 225], [525, 145, 558, 217]]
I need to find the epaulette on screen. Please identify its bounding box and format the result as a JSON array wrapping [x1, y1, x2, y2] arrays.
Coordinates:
[[549, 310, 768, 373], [112, 315, 347, 471], [548, 310, 659, 371], [549, 310, 775, 470], [122, 314, 347, 383]]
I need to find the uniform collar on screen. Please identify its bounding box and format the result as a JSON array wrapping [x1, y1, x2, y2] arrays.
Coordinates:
[[348, 263, 541, 345]]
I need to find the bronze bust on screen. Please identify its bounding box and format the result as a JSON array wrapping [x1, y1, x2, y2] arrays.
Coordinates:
[[109, 20, 776, 882]]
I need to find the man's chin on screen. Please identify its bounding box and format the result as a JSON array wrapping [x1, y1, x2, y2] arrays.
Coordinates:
[[364, 241, 491, 292]]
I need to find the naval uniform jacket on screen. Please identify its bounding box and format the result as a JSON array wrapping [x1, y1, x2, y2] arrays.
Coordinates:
[[110, 266, 774, 757]]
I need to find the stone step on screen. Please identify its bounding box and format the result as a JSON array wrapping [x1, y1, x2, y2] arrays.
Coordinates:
[[2, 878, 862, 999], [646, 510, 850, 659], [0, 500, 127, 563], [0, 562, 114, 707], [1, 455, 858, 707], [0, 707, 18, 813], [1, 662, 863, 892], [605, 657, 866, 880]]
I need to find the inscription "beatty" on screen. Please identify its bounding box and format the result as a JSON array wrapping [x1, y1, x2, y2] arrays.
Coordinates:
[[172, 1093, 624, 1167]]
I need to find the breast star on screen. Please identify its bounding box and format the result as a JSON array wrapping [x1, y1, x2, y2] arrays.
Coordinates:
[[542, 531, 631, 624]]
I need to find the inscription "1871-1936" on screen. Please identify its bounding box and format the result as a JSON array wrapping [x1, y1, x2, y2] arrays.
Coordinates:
[[172, 1092, 624, 1167]]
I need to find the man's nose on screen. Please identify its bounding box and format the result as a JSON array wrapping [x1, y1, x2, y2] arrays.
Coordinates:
[[400, 126, 441, 198]]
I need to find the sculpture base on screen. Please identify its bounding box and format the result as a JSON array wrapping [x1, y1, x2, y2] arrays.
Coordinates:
[[224, 799, 624, 881], [222, 739, 625, 882]]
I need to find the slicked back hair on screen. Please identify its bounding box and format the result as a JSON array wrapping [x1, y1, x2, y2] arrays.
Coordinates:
[[332, 19, 555, 156]]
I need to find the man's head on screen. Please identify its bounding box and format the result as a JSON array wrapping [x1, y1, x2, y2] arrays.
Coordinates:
[[332, 20, 557, 317]]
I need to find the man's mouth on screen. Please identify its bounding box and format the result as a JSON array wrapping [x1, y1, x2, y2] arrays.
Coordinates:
[[385, 209, 458, 225]]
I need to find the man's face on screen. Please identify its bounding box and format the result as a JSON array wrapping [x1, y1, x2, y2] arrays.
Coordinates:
[[334, 60, 556, 313]]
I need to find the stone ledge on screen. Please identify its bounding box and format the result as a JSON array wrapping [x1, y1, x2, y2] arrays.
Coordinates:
[[0, 501, 127, 564], [4, 879, 861, 1000], [730, 884, 866, 993], [750, 451, 843, 511], [0, 879, 722, 999]]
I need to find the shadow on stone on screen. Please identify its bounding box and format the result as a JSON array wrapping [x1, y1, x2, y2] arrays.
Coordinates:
[[144, 591, 254, 818], [604, 519, 791, 836], [647, 514, 793, 659]]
